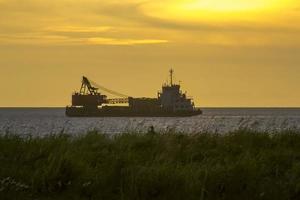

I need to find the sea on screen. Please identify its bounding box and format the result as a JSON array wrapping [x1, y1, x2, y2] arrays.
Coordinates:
[[1, 108, 300, 136]]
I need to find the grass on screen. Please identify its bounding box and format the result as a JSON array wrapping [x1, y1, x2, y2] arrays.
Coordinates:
[[1, 130, 300, 199]]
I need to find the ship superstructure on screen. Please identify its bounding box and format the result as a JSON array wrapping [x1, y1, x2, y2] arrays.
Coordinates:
[[66, 69, 201, 117], [159, 69, 194, 112]]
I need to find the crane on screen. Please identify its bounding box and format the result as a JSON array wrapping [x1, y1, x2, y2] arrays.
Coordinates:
[[79, 76, 129, 104], [80, 76, 99, 95]]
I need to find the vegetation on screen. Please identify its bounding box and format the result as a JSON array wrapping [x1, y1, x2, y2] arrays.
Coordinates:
[[1, 130, 300, 200]]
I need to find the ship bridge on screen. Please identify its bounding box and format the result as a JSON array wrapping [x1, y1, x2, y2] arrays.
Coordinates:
[[158, 69, 195, 112]]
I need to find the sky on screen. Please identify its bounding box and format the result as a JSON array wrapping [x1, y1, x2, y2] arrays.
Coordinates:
[[0, 0, 300, 107]]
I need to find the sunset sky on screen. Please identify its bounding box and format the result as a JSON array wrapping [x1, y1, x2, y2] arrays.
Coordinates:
[[1, 0, 300, 107]]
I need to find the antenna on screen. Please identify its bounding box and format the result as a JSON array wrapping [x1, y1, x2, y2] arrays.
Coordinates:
[[169, 68, 174, 86]]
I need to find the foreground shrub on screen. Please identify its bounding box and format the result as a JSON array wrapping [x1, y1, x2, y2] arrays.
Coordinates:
[[1, 130, 300, 199]]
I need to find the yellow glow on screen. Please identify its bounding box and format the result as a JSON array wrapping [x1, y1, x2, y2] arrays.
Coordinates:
[[180, 0, 283, 12], [142, 0, 295, 22]]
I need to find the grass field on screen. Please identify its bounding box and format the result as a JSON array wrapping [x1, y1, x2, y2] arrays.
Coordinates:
[[1, 130, 300, 200]]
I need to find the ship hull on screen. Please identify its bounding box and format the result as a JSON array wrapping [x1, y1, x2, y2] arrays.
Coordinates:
[[65, 107, 202, 117]]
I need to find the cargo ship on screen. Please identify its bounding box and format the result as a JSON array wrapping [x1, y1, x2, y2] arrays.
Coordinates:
[[66, 69, 202, 117]]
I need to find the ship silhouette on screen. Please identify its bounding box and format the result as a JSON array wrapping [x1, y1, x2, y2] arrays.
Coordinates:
[[66, 69, 202, 117]]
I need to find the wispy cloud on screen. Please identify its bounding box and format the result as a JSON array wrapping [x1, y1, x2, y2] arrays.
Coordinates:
[[44, 26, 115, 33], [0, 32, 169, 46], [86, 37, 169, 45], [0, 33, 83, 45]]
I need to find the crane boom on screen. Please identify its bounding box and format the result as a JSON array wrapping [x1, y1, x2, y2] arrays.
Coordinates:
[[90, 80, 129, 98]]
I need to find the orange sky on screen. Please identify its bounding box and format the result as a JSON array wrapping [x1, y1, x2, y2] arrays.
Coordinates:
[[0, 0, 300, 107]]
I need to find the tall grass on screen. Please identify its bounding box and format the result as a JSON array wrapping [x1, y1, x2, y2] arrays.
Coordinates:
[[1, 130, 300, 200]]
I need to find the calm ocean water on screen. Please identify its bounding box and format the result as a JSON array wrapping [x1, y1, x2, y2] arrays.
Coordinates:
[[1, 108, 300, 136]]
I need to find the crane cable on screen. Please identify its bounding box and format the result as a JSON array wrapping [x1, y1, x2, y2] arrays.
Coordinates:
[[89, 79, 129, 98]]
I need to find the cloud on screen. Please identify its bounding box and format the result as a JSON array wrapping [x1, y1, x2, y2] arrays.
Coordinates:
[[0, 31, 169, 46], [0, 0, 168, 46], [0, 33, 82, 45], [93, 1, 300, 30], [86, 37, 169, 45], [44, 26, 114, 33], [0, 0, 300, 47]]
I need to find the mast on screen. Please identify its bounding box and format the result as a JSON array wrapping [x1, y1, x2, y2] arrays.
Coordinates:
[[169, 68, 174, 86]]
